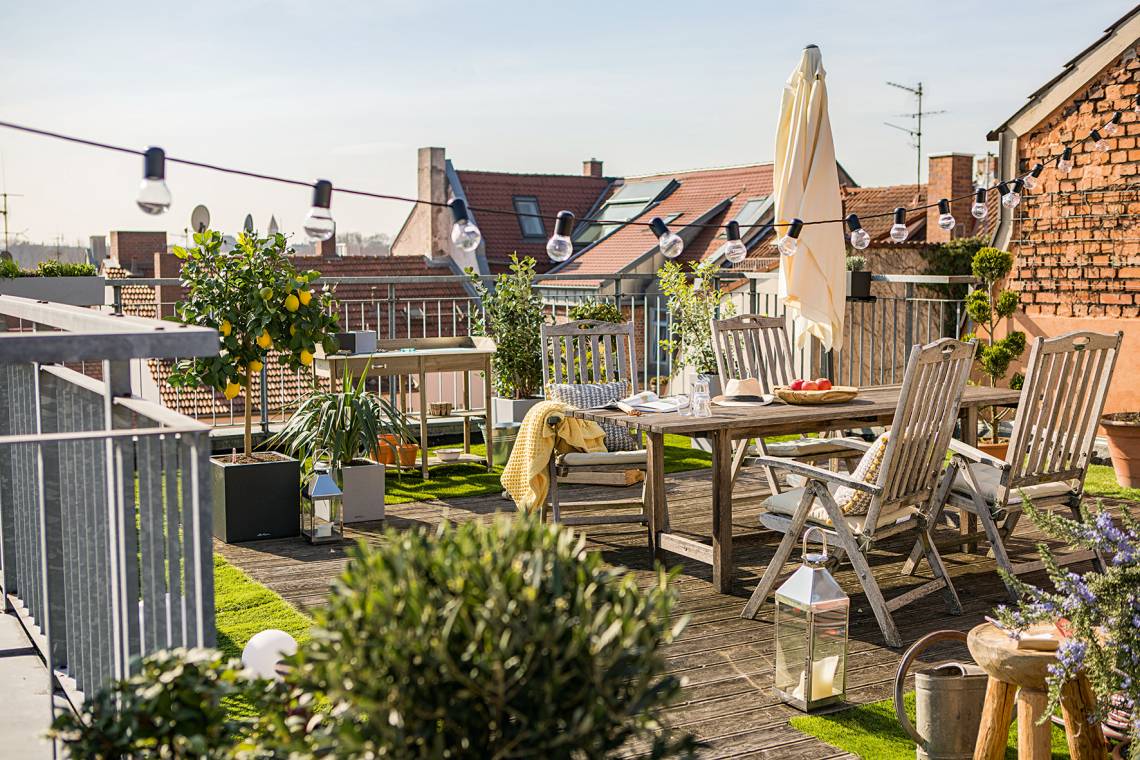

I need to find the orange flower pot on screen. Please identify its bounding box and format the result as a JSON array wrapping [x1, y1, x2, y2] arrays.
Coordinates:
[[376, 434, 400, 465], [1102, 414, 1140, 488], [396, 443, 420, 468]]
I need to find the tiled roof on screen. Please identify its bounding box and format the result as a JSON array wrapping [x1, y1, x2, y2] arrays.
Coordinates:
[[454, 170, 612, 273], [841, 183, 926, 242]]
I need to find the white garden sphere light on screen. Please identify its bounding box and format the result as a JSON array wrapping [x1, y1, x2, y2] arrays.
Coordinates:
[[242, 628, 298, 679]]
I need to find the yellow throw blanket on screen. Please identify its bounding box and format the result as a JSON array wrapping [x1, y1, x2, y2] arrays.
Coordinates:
[[501, 400, 607, 512]]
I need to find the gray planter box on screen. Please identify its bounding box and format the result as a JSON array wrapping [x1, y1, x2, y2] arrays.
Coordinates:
[[0, 276, 106, 306], [493, 396, 543, 425], [846, 271, 873, 301], [341, 458, 385, 523]]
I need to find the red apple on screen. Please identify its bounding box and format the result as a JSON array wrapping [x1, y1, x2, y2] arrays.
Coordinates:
[[789, 379, 805, 390], [801, 380, 819, 391], [815, 378, 833, 391]]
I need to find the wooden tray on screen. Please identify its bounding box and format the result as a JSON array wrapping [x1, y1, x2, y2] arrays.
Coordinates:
[[773, 385, 858, 405]]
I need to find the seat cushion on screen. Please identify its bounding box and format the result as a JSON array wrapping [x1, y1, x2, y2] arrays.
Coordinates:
[[560, 449, 648, 467], [951, 462, 1076, 505], [763, 486, 917, 533], [764, 437, 865, 457], [546, 382, 638, 452]]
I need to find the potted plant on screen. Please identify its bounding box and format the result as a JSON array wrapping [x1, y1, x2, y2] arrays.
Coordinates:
[[0, 259, 105, 305], [268, 363, 411, 523], [168, 230, 339, 543], [658, 258, 734, 398], [468, 254, 547, 424], [1101, 412, 1140, 488], [964, 246, 1026, 457], [845, 254, 873, 301]]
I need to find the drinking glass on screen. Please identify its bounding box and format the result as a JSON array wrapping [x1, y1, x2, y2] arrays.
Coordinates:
[[692, 378, 711, 418]]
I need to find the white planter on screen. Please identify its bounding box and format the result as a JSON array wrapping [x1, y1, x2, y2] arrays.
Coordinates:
[[493, 396, 543, 425], [0, 276, 105, 306], [341, 459, 385, 524]]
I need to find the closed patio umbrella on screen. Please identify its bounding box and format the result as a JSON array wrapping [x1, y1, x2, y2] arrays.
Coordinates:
[[774, 44, 846, 352]]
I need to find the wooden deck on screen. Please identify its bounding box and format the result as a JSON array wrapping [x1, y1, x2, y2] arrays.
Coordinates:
[[216, 467, 1132, 759]]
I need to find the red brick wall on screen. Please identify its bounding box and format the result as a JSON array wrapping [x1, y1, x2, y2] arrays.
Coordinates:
[[109, 231, 166, 277], [926, 154, 975, 243]]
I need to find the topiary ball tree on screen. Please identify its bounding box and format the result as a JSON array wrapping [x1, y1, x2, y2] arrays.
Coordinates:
[[279, 513, 697, 758], [168, 230, 340, 456]]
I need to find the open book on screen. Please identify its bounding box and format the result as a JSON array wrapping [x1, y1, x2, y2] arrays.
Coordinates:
[[599, 390, 686, 414]]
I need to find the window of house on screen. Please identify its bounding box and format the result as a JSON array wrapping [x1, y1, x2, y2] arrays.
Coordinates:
[[716, 197, 771, 238], [574, 179, 676, 244], [512, 197, 545, 238]]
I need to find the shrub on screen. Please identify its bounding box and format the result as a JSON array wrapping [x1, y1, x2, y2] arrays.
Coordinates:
[[844, 254, 866, 272], [0, 259, 97, 278], [567, 299, 624, 324], [967, 246, 1025, 442], [271, 514, 697, 758], [468, 254, 547, 399], [658, 258, 734, 376]]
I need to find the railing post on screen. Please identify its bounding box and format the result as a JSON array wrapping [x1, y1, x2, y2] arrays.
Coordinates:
[[112, 283, 123, 316], [903, 282, 915, 350], [387, 284, 396, 339]]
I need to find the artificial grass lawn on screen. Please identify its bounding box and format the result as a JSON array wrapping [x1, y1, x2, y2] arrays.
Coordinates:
[[1083, 463, 1140, 500], [790, 691, 1069, 760]]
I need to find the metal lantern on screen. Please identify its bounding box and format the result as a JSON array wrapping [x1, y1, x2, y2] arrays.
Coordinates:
[[302, 465, 343, 544], [774, 527, 849, 711]]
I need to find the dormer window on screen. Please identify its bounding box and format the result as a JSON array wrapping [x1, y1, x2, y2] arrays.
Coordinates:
[[512, 196, 545, 239]]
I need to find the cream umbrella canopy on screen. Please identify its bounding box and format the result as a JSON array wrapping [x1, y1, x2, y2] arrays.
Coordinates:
[[774, 45, 846, 352]]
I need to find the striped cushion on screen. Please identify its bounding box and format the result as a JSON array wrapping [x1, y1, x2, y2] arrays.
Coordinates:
[[546, 382, 639, 452]]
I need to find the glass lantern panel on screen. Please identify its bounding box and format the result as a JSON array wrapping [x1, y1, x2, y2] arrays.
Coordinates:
[[774, 599, 810, 697], [310, 497, 341, 539], [809, 606, 848, 700]]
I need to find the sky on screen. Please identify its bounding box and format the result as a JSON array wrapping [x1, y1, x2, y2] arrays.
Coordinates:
[[0, 0, 1131, 248]]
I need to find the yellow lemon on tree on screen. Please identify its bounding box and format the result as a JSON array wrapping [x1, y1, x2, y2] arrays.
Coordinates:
[[257, 331, 272, 350], [248, 359, 263, 373], [289, 324, 297, 337], [219, 320, 232, 337], [300, 349, 314, 366], [298, 289, 312, 306], [223, 381, 241, 400], [284, 294, 300, 312]]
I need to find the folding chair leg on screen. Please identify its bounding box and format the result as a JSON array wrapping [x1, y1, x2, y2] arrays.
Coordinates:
[[903, 463, 957, 576], [741, 485, 814, 619], [920, 528, 962, 614], [976, 505, 1018, 602], [990, 510, 1020, 560], [729, 438, 750, 488], [549, 455, 561, 523]]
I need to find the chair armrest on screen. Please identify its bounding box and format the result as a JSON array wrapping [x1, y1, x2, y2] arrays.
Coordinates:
[[828, 437, 871, 453], [753, 456, 882, 494], [948, 439, 1010, 470]]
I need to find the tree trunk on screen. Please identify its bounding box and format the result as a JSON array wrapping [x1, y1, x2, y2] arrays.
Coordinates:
[[243, 373, 253, 457]]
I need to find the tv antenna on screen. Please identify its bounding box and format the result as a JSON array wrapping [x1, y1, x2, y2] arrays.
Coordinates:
[[884, 81, 947, 186], [0, 192, 23, 254]]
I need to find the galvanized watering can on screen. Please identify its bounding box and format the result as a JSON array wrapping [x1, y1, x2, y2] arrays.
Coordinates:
[[893, 630, 987, 760]]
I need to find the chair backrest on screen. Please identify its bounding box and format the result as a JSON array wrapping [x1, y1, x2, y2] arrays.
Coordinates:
[[541, 320, 639, 392], [867, 338, 975, 526], [1005, 330, 1122, 490], [710, 314, 798, 392]]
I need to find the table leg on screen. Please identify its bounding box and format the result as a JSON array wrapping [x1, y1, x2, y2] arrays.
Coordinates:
[[462, 371, 471, 454], [484, 358, 493, 471], [419, 364, 429, 480], [1060, 674, 1108, 760], [1017, 688, 1052, 760], [645, 432, 666, 560], [958, 406, 979, 553], [711, 430, 734, 594], [974, 676, 1016, 760]]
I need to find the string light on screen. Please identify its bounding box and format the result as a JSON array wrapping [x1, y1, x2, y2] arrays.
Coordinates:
[[303, 180, 335, 242], [719, 220, 748, 263], [546, 210, 574, 262], [845, 214, 870, 249], [777, 219, 803, 256], [889, 207, 908, 242], [1103, 110, 1123, 137], [650, 217, 684, 259], [1057, 147, 1074, 173], [1090, 129, 1110, 153], [998, 180, 1022, 209], [936, 199, 955, 231], [1022, 163, 1044, 191], [136, 147, 171, 215], [971, 188, 988, 220], [449, 199, 482, 253]]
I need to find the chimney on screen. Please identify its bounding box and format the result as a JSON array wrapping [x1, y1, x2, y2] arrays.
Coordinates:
[[419, 147, 451, 260], [109, 231, 166, 277], [315, 232, 337, 258], [926, 153, 975, 243], [582, 158, 604, 178]]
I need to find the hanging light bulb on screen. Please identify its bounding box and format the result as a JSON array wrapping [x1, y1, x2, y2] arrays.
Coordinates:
[[936, 199, 955, 231], [449, 199, 482, 253], [1022, 163, 1044, 191], [649, 217, 684, 259], [1057, 147, 1074, 173], [719, 221, 748, 263], [303, 180, 335, 242], [777, 219, 803, 256], [845, 214, 870, 250], [889, 207, 909, 242], [998, 180, 1022, 209], [136, 147, 172, 215], [1103, 111, 1123, 137], [1090, 129, 1110, 153], [971, 187, 988, 220], [546, 210, 575, 262]]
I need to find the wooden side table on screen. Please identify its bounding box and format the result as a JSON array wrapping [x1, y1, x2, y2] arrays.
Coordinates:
[[967, 622, 1107, 760]]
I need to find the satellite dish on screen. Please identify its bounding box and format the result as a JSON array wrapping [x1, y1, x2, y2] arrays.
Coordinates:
[[190, 205, 210, 233], [267, 215, 279, 236], [243, 214, 254, 233]]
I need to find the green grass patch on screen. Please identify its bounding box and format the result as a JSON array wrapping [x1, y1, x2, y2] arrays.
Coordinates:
[[789, 692, 1068, 760], [1083, 463, 1140, 501]]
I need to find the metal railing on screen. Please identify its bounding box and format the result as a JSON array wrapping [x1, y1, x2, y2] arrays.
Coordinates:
[[0, 295, 218, 713]]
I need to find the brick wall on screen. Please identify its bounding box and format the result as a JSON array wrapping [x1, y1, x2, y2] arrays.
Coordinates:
[[926, 154, 975, 243], [109, 231, 166, 277]]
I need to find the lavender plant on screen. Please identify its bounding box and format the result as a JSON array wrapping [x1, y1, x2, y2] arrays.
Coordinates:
[[994, 500, 1140, 758]]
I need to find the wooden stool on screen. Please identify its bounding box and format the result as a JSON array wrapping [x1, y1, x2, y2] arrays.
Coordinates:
[[967, 622, 1107, 760]]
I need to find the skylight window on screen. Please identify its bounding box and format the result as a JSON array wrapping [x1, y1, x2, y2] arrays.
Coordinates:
[[717, 197, 771, 238], [574, 179, 677, 244], [512, 196, 545, 238]]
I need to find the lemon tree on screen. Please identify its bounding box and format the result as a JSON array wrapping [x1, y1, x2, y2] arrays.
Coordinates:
[[168, 230, 339, 455]]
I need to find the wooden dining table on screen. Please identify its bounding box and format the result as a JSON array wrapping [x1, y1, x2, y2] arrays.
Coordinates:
[[569, 385, 1022, 593]]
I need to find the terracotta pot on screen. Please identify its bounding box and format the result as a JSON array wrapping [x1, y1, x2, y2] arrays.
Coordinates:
[[376, 434, 400, 465], [1102, 414, 1140, 488], [977, 441, 1009, 460], [396, 443, 420, 468]]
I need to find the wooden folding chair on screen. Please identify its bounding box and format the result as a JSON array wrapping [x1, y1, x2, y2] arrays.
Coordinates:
[[903, 330, 1123, 601], [539, 319, 649, 527], [741, 338, 975, 648], [711, 313, 862, 494]]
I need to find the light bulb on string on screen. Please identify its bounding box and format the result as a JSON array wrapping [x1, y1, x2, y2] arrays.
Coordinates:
[[1022, 163, 1044, 191], [998, 180, 1022, 209], [546, 210, 575, 262], [449, 199, 482, 253], [650, 217, 684, 259], [719, 220, 748, 264], [777, 219, 803, 256], [1057, 147, 1074, 173], [889, 207, 908, 242], [303, 180, 335, 242], [136, 147, 172, 215], [1090, 129, 1110, 153], [846, 214, 870, 250], [971, 187, 988, 220], [1103, 111, 1123, 137], [936, 199, 955, 231]]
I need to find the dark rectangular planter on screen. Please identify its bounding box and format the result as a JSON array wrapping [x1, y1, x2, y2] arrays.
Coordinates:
[[333, 330, 378, 355], [846, 271, 873, 301], [211, 454, 300, 543]]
